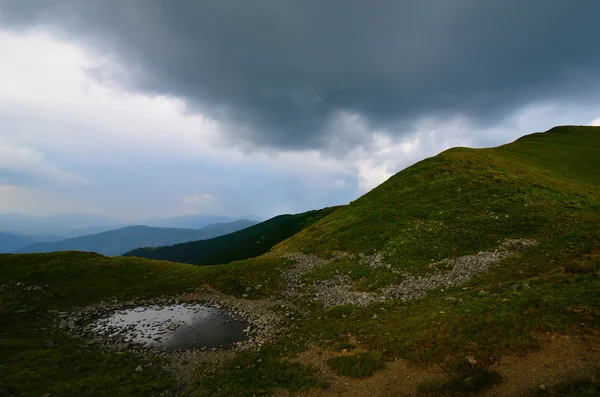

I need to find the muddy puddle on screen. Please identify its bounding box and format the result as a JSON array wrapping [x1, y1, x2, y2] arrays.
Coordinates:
[[91, 303, 249, 351]]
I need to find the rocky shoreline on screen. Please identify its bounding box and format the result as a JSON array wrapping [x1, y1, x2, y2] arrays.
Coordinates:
[[56, 286, 284, 359]]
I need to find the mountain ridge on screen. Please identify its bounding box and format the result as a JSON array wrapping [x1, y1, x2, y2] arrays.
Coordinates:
[[0, 212, 264, 238], [16, 219, 258, 256], [124, 207, 340, 264]]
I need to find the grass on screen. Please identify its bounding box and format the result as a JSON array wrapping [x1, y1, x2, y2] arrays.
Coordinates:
[[0, 252, 315, 396], [327, 351, 384, 378], [279, 126, 600, 283], [1, 126, 600, 396], [289, 233, 600, 365], [0, 253, 194, 396], [194, 348, 324, 396]]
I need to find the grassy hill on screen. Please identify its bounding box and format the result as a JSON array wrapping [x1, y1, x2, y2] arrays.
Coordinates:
[[275, 125, 600, 284], [16, 220, 257, 256], [124, 208, 340, 264], [1, 126, 599, 397]]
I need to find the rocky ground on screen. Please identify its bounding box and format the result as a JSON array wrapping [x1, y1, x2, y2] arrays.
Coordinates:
[[53, 238, 538, 389], [281, 238, 538, 308]]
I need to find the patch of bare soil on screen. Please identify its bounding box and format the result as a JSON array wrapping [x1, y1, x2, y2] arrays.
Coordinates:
[[273, 332, 600, 397], [273, 348, 445, 397], [484, 332, 600, 396]]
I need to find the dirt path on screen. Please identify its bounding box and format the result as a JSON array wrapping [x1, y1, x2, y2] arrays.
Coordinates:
[[273, 332, 600, 397], [484, 333, 600, 396], [273, 348, 445, 397]]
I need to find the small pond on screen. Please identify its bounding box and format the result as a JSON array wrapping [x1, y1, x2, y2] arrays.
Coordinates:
[[91, 303, 249, 351]]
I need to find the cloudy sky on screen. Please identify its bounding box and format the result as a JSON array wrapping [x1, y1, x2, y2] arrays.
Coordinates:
[[1, 1, 600, 221]]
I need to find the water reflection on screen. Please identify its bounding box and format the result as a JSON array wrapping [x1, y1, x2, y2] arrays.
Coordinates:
[[92, 303, 249, 351]]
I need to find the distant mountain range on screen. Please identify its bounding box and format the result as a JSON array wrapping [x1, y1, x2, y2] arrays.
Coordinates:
[[0, 212, 263, 238], [15, 220, 258, 256], [143, 214, 262, 229], [0, 232, 36, 253], [124, 208, 340, 265]]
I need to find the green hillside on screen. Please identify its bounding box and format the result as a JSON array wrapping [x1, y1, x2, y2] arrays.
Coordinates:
[[1, 126, 599, 397], [124, 207, 340, 264], [16, 220, 257, 256], [278, 126, 600, 281]]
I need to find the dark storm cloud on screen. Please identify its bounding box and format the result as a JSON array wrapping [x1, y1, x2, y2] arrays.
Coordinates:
[[2, 0, 600, 149]]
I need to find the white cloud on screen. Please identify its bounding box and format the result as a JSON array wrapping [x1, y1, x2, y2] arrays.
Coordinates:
[[355, 159, 392, 192], [0, 138, 87, 185], [591, 117, 600, 126], [0, 29, 222, 158]]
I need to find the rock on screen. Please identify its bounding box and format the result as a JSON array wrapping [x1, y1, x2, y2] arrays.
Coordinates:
[[45, 341, 56, 349], [135, 365, 143, 372]]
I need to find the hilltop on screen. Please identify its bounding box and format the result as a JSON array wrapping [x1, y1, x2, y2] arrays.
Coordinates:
[[277, 125, 600, 278], [1, 126, 599, 397], [16, 220, 257, 256]]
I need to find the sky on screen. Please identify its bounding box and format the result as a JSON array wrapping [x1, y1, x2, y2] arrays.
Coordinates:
[[1, 1, 600, 221]]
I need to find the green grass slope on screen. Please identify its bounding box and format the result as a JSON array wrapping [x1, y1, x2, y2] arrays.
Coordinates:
[[124, 207, 340, 265], [279, 126, 600, 280]]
